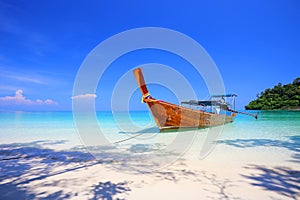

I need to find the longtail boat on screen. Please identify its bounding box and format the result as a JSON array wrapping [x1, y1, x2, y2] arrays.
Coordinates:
[[133, 68, 257, 131]]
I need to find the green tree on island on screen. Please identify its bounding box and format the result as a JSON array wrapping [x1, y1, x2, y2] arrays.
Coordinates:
[[245, 77, 300, 110]]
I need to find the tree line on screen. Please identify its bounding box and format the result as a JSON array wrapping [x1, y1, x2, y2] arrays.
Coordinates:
[[245, 78, 300, 110]]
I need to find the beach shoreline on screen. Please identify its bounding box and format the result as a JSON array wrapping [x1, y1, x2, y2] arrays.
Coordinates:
[[0, 111, 299, 200]]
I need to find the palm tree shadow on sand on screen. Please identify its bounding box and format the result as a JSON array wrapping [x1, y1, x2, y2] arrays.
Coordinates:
[[0, 140, 132, 200], [91, 181, 131, 200], [242, 165, 300, 200], [0, 140, 240, 200], [218, 135, 300, 199], [218, 135, 300, 162]]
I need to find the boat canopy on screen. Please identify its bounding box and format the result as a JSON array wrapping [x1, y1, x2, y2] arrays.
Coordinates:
[[181, 100, 229, 107], [210, 94, 237, 98]]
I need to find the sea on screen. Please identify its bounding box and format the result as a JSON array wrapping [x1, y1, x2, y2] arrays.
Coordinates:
[[0, 110, 299, 163]]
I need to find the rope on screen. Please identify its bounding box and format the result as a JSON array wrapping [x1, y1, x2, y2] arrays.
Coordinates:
[[113, 132, 147, 144], [141, 93, 151, 103]]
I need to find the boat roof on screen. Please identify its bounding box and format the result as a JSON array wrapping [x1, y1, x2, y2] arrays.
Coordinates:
[[181, 100, 229, 107], [210, 94, 237, 98]]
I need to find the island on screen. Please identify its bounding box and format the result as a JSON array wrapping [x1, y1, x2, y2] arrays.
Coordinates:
[[245, 78, 300, 110]]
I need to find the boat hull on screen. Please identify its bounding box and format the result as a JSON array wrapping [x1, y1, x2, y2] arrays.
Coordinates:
[[146, 100, 234, 131]]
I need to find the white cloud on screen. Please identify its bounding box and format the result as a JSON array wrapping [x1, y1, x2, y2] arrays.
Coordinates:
[[44, 99, 56, 104], [0, 89, 57, 105], [71, 93, 97, 100]]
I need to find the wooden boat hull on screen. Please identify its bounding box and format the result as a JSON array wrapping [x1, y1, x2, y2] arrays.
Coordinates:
[[133, 68, 235, 131], [146, 99, 234, 131]]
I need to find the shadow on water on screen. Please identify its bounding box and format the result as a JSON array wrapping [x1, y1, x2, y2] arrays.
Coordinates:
[[118, 126, 159, 134], [242, 165, 300, 200], [218, 135, 300, 163]]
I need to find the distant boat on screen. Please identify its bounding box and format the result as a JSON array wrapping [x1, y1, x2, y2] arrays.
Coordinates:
[[133, 68, 256, 131]]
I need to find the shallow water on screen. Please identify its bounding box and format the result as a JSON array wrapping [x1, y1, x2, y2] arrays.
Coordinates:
[[0, 110, 299, 152]]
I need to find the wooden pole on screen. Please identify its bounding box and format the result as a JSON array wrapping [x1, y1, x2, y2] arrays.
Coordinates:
[[133, 68, 149, 96], [227, 108, 258, 119]]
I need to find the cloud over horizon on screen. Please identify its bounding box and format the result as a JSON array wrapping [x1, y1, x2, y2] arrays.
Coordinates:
[[0, 89, 58, 106], [71, 93, 97, 100]]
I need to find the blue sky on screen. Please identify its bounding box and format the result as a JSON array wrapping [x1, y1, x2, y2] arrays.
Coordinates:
[[0, 0, 300, 111]]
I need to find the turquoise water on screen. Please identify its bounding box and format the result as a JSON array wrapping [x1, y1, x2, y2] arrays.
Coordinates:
[[224, 110, 300, 138], [0, 110, 299, 151], [1, 110, 298, 199]]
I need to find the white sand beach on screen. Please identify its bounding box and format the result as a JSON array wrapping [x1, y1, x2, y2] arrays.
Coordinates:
[[0, 127, 299, 200]]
